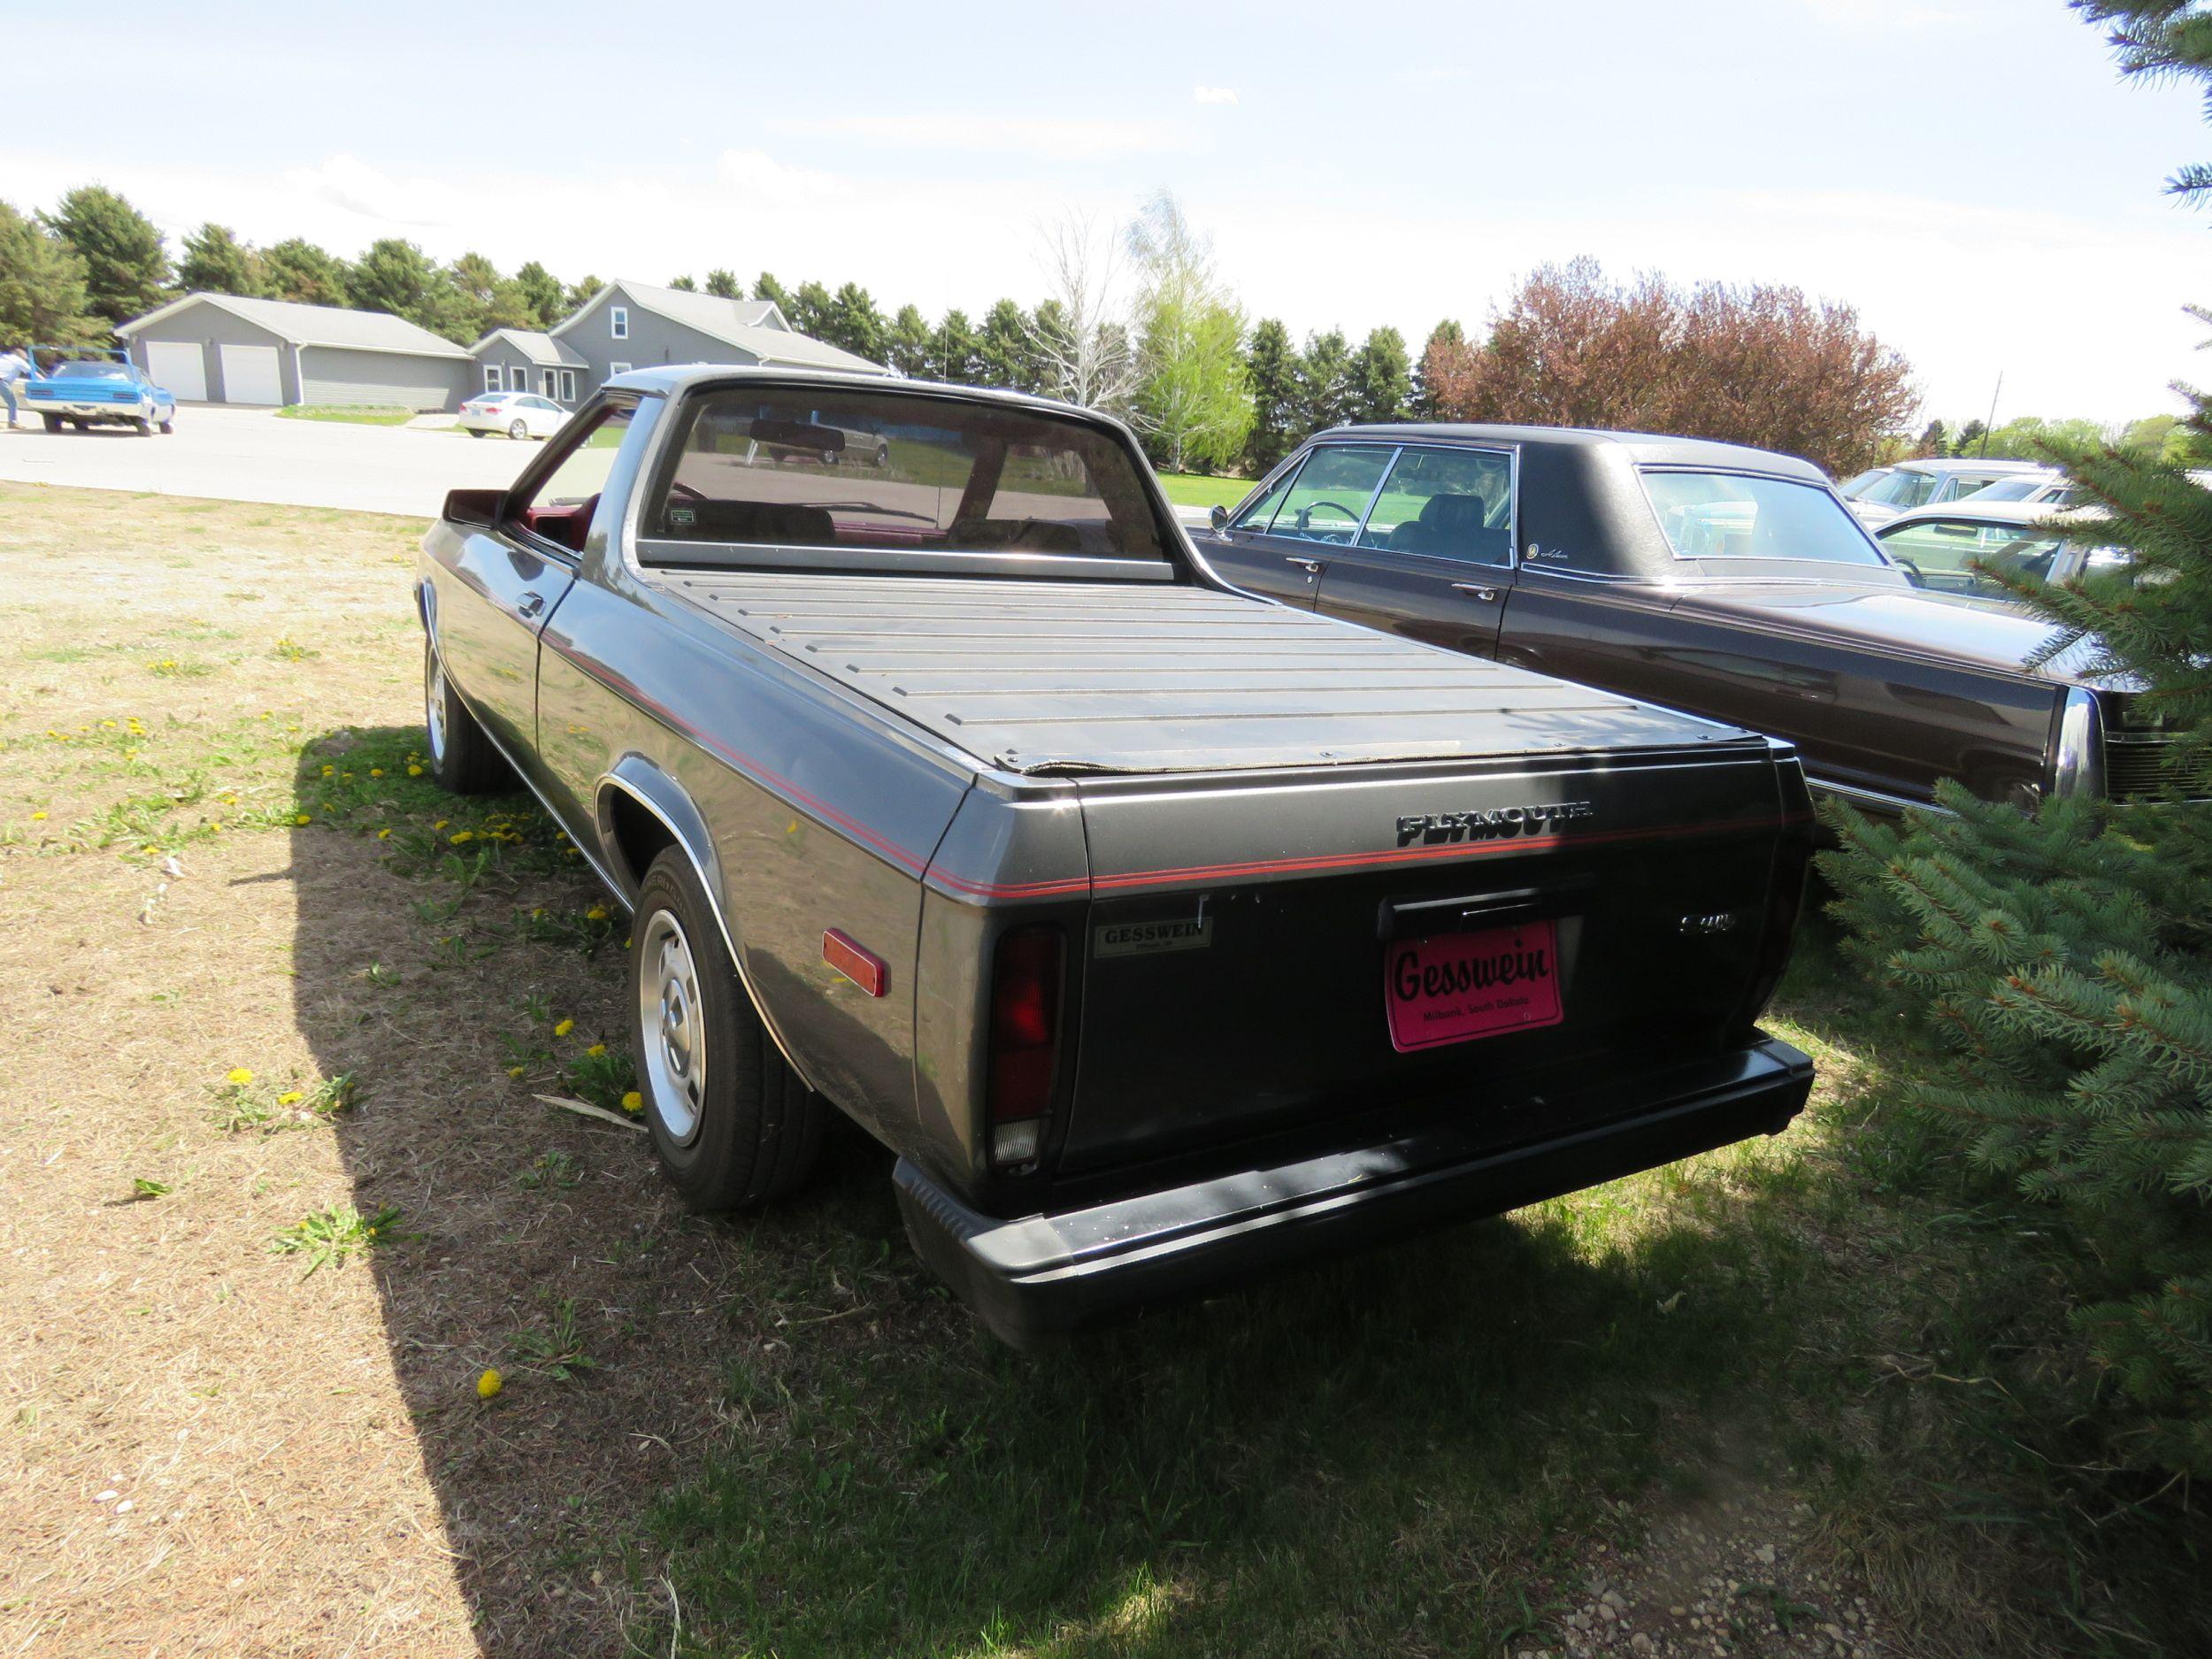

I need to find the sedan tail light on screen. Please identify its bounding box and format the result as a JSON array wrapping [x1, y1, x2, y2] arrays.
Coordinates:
[[986, 925, 1063, 1170]]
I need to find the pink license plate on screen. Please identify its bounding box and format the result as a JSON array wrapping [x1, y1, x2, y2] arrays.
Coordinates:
[[1385, 920, 1564, 1053]]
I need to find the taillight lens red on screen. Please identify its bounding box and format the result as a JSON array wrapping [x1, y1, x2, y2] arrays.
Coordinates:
[[987, 926, 1062, 1125]]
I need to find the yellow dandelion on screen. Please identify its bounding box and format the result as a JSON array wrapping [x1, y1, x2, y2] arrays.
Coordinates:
[[553, 1018, 574, 1038], [586, 905, 609, 922], [295, 813, 311, 826], [276, 1090, 303, 1105], [211, 821, 224, 831], [449, 830, 474, 844], [226, 1067, 254, 1086], [376, 827, 391, 840], [586, 1043, 606, 1057], [476, 1368, 503, 1400], [620, 1091, 643, 1114], [506, 1064, 524, 1079], [434, 819, 448, 831], [407, 764, 423, 777], [369, 768, 384, 778], [320, 765, 334, 777], [30, 811, 46, 821]]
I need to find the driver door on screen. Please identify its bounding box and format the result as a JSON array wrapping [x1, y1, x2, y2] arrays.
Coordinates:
[[1200, 443, 1397, 607]]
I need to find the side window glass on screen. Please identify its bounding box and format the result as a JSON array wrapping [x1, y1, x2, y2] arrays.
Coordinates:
[[1230, 464, 1302, 533], [1882, 519, 2064, 595], [1358, 447, 1513, 565], [1269, 445, 1394, 544], [510, 402, 633, 554]]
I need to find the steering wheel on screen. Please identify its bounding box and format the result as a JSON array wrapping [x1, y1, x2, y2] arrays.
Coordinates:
[[1889, 554, 1926, 588], [1294, 500, 1362, 540], [669, 481, 707, 503]]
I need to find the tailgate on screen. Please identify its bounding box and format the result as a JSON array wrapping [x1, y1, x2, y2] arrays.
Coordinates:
[[1056, 739, 1806, 1174]]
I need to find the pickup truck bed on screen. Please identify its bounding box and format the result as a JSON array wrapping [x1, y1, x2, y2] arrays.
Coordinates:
[[666, 572, 1732, 773]]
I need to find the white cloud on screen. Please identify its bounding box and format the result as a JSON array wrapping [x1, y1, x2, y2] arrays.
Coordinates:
[[279, 153, 466, 228], [767, 114, 1182, 162], [1192, 86, 1238, 105], [715, 148, 848, 206]]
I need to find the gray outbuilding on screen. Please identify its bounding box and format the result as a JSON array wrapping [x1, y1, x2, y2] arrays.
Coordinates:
[[116, 294, 473, 410], [550, 280, 888, 393]]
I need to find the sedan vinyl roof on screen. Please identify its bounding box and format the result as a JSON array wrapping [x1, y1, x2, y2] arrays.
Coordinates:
[[1319, 422, 1832, 483]]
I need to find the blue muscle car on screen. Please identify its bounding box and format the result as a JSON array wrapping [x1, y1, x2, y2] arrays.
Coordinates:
[[26, 358, 177, 434]]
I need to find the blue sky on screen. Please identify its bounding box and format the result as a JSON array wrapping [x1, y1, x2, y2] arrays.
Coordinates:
[[7, 0, 2206, 425]]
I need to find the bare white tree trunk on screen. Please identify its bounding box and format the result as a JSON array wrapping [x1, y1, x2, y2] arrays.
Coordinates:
[[1023, 210, 1140, 417]]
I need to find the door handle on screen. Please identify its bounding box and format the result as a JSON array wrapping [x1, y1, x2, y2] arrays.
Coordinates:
[[517, 591, 547, 618], [1286, 557, 1324, 574], [1451, 582, 1501, 603]]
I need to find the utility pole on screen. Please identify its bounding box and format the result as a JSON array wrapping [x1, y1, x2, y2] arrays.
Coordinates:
[[1980, 372, 2003, 457]]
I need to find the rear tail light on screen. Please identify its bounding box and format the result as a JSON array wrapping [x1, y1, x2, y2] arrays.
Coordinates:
[[986, 925, 1063, 1170]]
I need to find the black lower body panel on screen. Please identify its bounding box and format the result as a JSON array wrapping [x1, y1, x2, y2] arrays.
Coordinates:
[[895, 1035, 1813, 1347]]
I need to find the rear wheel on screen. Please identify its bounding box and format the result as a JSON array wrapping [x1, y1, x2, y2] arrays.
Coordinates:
[[423, 635, 507, 794], [466, 427, 486, 438], [632, 849, 823, 1210], [40, 414, 59, 434]]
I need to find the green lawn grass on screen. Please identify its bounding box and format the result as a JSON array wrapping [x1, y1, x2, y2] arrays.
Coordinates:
[[1156, 472, 1250, 511], [274, 405, 419, 426]]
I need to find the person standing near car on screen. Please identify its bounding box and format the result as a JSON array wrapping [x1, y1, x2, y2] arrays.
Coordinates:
[[0, 346, 29, 429]]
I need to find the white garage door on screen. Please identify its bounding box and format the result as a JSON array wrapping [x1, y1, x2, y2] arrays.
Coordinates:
[[144, 341, 206, 402], [218, 344, 284, 405]]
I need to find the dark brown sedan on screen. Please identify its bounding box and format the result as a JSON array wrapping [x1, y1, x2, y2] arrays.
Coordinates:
[[1202, 424, 2171, 811]]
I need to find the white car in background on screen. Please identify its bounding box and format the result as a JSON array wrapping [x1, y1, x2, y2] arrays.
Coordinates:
[[1838, 457, 2048, 526], [457, 390, 570, 441]]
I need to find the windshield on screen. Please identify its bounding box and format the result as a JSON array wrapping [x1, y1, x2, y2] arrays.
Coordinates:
[[1839, 468, 1890, 499], [52, 361, 129, 380], [645, 387, 1168, 566], [1641, 470, 1888, 566]]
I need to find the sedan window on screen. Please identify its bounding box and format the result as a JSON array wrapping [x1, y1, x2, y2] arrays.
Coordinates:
[[1878, 517, 2067, 598], [1356, 447, 1512, 565], [1858, 469, 1938, 510], [1264, 446, 1394, 545], [1642, 470, 1887, 566], [1229, 466, 1302, 534]]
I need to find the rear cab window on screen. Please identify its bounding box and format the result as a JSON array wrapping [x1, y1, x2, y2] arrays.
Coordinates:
[[638, 385, 1175, 579]]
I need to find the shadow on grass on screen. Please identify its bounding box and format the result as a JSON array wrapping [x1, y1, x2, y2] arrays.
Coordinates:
[[284, 726, 1828, 1658]]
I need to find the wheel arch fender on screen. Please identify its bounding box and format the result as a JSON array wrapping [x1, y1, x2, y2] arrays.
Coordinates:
[[595, 759, 824, 1095]]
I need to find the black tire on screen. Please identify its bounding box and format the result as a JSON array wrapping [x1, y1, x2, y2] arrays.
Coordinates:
[[67, 419, 85, 433], [467, 427, 486, 438], [132, 416, 151, 436], [632, 849, 823, 1210], [508, 419, 528, 441], [40, 414, 60, 434], [422, 635, 507, 794], [159, 418, 174, 434]]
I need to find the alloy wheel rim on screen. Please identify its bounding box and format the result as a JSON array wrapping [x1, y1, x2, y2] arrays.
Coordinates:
[[638, 908, 707, 1145]]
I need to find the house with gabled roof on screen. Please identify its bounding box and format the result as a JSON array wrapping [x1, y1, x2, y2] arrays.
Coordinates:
[[115, 278, 887, 412]]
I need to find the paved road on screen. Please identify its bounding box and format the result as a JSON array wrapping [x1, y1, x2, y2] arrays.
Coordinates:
[[0, 403, 1219, 527], [0, 404, 540, 519]]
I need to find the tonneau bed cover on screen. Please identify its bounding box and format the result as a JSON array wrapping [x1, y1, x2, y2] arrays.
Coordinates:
[[665, 572, 1753, 775]]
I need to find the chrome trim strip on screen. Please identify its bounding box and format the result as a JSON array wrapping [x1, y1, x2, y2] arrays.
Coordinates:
[[1807, 776, 1953, 817], [635, 539, 1174, 582], [596, 772, 823, 1094]]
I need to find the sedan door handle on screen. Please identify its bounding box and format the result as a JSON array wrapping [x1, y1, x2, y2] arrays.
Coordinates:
[[1286, 557, 1324, 574], [517, 590, 547, 618], [1451, 582, 1501, 603]]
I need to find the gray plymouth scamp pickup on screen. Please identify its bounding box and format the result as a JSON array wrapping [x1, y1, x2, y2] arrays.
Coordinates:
[[419, 367, 1816, 1344]]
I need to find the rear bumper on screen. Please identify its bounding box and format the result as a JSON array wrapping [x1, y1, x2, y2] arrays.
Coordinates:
[[895, 1035, 1814, 1347]]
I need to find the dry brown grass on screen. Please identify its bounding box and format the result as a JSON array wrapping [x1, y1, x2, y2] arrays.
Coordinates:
[[0, 484, 922, 1656]]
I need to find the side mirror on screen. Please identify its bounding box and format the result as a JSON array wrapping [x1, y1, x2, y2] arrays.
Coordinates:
[[442, 487, 503, 529], [1209, 503, 1230, 534]]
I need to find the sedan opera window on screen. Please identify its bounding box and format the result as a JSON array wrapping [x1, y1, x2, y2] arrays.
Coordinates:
[[1356, 447, 1513, 565], [1641, 470, 1887, 566]]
